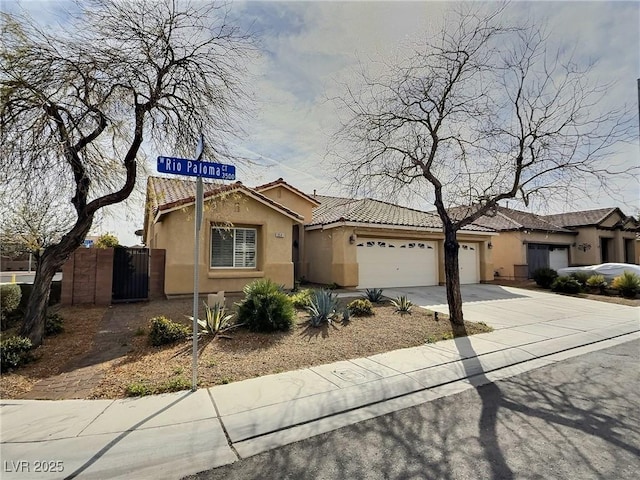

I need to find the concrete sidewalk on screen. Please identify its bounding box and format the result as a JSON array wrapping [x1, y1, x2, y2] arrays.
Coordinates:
[[1, 286, 638, 479]]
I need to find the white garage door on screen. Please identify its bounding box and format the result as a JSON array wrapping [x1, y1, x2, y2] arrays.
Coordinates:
[[549, 246, 569, 271], [459, 242, 479, 284], [357, 238, 437, 288]]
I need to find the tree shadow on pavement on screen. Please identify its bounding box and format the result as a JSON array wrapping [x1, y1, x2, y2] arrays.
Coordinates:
[[187, 330, 639, 480]]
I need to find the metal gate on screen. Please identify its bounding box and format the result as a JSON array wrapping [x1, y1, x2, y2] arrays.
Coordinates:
[[112, 247, 149, 302]]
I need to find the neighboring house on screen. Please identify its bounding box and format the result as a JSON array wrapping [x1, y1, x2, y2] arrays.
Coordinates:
[[455, 206, 639, 280], [544, 208, 638, 266], [143, 177, 496, 295]]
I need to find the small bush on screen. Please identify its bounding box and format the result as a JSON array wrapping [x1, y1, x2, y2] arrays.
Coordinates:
[[611, 271, 640, 298], [125, 381, 153, 397], [586, 274, 608, 294], [45, 313, 64, 336], [290, 289, 313, 309], [307, 290, 339, 327], [551, 276, 582, 294], [341, 307, 351, 323], [570, 271, 591, 287], [126, 377, 192, 397], [236, 278, 295, 332], [1, 284, 21, 317], [148, 316, 190, 346], [347, 298, 374, 317], [532, 268, 558, 288], [391, 295, 413, 315], [363, 288, 384, 303], [1, 336, 33, 372]]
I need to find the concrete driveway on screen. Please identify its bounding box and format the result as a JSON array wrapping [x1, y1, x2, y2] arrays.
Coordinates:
[[383, 284, 639, 330]]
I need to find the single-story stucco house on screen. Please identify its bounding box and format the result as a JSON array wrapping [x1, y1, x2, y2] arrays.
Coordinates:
[[143, 177, 496, 295], [458, 206, 639, 279]]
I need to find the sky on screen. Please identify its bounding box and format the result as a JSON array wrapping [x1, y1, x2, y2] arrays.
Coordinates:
[[3, 0, 639, 246]]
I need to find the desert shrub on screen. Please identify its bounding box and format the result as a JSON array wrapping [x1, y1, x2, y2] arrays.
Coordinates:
[[570, 271, 591, 287], [307, 289, 339, 327], [1, 284, 21, 317], [586, 274, 607, 294], [125, 381, 152, 397], [290, 289, 313, 309], [341, 307, 351, 323], [0, 336, 33, 372], [551, 276, 581, 294], [148, 316, 190, 346], [347, 298, 374, 317], [532, 267, 558, 288], [363, 288, 384, 303], [237, 278, 295, 332], [391, 295, 413, 315], [45, 313, 64, 336], [611, 271, 640, 298]]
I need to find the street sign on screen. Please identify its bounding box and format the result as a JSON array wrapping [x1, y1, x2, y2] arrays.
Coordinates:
[[157, 141, 237, 393], [157, 156, 236, 180]]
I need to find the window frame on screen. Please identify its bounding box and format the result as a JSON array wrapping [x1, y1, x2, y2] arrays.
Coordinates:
[[210, 226, 257, 269]]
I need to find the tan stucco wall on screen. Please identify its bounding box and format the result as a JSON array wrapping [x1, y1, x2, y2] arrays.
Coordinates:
[[304, 229, 334, 284], [151, 193, 297, 294], [489, 231, 576, 279], [259, 186, 315, 223], [572, 227, 638, 265]]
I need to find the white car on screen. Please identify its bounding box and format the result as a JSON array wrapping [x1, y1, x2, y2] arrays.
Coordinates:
[[557, 263, 640, 281]]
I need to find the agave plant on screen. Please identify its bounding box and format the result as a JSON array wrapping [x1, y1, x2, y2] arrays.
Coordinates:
[[364, 288, 384, 303], [307, 290, 339, 327], [391, 295, 413, 315], [187, 302, 235, 338]]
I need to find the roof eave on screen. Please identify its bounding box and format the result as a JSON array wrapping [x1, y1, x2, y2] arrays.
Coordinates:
[[305, 221, 496, 235]]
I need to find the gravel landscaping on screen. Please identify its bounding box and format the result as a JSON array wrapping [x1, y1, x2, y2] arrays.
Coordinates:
[[0, 294, 492, 399]]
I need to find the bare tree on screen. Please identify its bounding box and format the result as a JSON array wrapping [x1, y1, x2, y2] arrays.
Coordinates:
[[0, 0, 254, 346], [0, 185, 74, 260], [333, 5, 636, 327]]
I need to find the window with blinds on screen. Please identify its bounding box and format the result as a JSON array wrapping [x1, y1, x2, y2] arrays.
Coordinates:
[[211, 227, 257, 268]]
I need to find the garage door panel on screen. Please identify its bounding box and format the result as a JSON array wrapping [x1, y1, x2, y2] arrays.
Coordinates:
[[357, 238, 437, 288], [459, 243, 479, 284]]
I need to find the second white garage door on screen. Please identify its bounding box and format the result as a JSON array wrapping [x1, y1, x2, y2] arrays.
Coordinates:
[[357, 238, 438, 288], [458, 242, 480, 284]]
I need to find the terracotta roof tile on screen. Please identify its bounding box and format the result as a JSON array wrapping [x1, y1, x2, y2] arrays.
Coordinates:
[[147, 176, 304, 221], [309, 195, 492, 232], [448, 205, 574, 233], [542, 208, 619, 227], [255, 178, 320, 205]]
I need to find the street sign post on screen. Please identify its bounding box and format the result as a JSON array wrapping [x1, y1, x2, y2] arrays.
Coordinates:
[[157, 156, 236, 180], [156, 141, 235, 392]]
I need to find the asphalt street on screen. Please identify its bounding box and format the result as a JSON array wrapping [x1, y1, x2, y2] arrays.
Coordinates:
[[185, 339, 640, 480]]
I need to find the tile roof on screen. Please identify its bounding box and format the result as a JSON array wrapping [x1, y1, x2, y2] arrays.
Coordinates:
[[447, 205, 575, 233], [542, 208, 620, 227], [309, 195, 492, 232], [255, 178, 321, 205], [147, 176, 304, 221]]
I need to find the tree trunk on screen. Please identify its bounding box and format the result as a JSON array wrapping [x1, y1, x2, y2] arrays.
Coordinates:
[[20, 216, 94, 347], [443, 225, 465, 330], [19, 253, 58, 346]]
